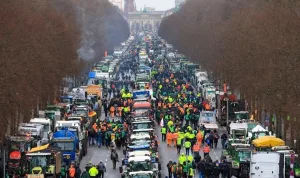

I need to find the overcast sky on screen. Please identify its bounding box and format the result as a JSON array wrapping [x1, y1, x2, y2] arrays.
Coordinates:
[[135, 0, 175, 11]]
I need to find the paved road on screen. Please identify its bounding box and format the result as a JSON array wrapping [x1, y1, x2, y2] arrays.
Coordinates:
[[156, 124, 227, 177], [79, 72, 134, 177]]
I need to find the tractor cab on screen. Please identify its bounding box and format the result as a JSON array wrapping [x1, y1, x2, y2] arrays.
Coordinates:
[[5, 136, 37, 177]]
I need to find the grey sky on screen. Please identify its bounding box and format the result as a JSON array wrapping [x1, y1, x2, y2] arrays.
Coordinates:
[[135, 0, 175, 11]]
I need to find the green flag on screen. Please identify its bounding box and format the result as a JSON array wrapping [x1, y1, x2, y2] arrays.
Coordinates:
[[287, 115, 290, 121]]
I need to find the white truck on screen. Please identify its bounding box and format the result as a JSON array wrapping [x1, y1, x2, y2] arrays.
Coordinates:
[[18, 123, 45, 145], [30, 118, 54, 143], [250, 152, 284, 178], [199, 111, 218, 130]]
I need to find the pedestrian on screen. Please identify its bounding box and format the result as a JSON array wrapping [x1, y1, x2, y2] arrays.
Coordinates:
[[188, 166, 195, 178], [111, 149, 119, 169], [197, 159, 205, 178], [61, 164, 67, 178], [88, 165, 98, 178], [161, 126, 167, 142], [208, 131, 214, 148], [213, 130, 219, 148], [221, 132, 228, 149], [184, 139, 191, 155], [203, 143, 210, 157], [167, 160, 173, 178], [97, 129, 102, 148], [176, 137, 182, 155], [75, 165, 81, 178], [69, 165, 76, 178], [80, 168, 89, 178], [192, 142, 200, 157], [212, 162, 221, 178], [103, 99, 108, 117], [98, 161, 106, 178], [220, 160, 230, 178]]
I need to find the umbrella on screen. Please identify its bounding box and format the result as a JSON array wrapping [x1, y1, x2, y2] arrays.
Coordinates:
[[252, 136, 285, 147]]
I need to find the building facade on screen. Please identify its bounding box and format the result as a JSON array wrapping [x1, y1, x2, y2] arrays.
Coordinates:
[[127, 11, 165, 32]]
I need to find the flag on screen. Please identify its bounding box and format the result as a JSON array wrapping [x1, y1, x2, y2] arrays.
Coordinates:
[[287, 115, 290, 121], [223, 82, 227, 93], [160, 118, 164, 127]]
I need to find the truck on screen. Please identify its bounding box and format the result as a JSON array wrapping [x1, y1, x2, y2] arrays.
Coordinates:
[[228, 122, 248, 140], [30, 118, 54, 143], [51, 128, 80, 165], [203, 87, 216, 109], [199, 111, 218, 133], [43, 110, 61, 122], [250, 152, 284, 178], [18, 123, 45, 145], [55, 121, 88, 159], [45, 105, 66, 120], [119, 156, 161, 178], [26, 144, 62, 178]]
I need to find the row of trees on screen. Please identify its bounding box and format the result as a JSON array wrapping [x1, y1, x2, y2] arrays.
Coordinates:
[[159, 0, 300, 148], [0, 0, 129, 137]]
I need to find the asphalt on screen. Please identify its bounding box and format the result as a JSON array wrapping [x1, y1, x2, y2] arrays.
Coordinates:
[[156, 124, 227, 177], [79, 59, 230, 177]]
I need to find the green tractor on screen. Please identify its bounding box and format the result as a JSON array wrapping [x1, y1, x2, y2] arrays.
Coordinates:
[[222, 143, 251, 178]]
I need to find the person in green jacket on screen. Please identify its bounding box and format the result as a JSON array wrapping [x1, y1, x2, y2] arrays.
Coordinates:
[[81, 168, 90, 178]]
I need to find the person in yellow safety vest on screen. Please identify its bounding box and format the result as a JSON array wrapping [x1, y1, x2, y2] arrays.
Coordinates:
[[176, 137, 183, 154], [172, 132, 179, 147], [188, 167, 195, 178], [184, 139, 191, 155], [178, 131, 185, 143], [197, 92, 201, 97], [186, 125, 192, 131], [161, 127, 167, 142], [124, 106, 130, 113], [120, 88, 125, 94], [121, 92, 127, 98], [89, 165, 99, 178], [187, 155, 193, 163], [178, 153, 187, 165], [126, 93, 131, 98], [167, 120, 173, 128], [192, 142, 201, 157], [188, 132, 195, 140], [203, 143, 210, 157]]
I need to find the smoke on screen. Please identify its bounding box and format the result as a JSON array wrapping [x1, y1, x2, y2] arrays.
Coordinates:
[[50, 0, 130, 61], [77, 32, 96, 61]]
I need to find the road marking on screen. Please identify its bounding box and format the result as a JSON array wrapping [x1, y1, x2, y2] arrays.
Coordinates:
[[211, 149, 219, 160]]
